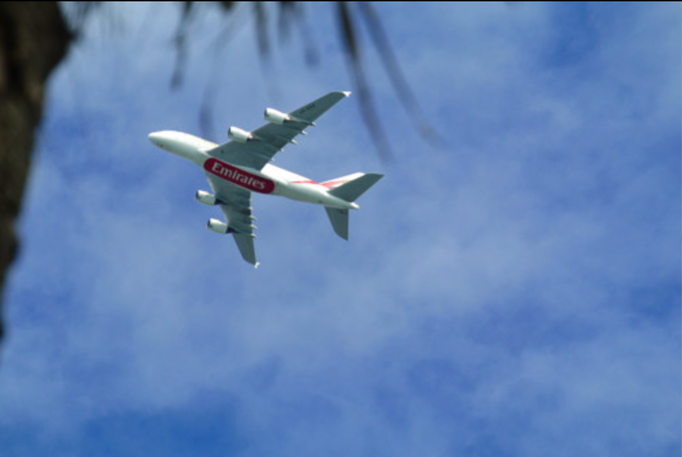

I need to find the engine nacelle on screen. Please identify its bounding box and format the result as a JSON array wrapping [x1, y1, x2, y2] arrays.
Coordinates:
[[195, 190, 217, 206], [228, 126, 254, 143], [264, 108, 291, 125], [207, 218, 229, 234]]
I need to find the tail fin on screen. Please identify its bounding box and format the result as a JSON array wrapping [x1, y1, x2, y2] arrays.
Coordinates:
[[327, 173, 383, 202]]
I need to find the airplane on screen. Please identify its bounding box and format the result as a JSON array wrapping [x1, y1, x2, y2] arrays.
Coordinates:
[[148, 91, 383, 267]]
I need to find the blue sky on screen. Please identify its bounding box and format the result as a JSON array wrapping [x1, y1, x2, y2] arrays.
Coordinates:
[[0, 3, 680, 456]]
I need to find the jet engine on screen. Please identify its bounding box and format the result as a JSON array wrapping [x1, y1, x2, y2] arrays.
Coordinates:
[[195, 190, 217, 206], [263, 108, 291, 125], [264, 107, 315, 126], [207, 218, 229, 234], [228, 126, 254, 143]]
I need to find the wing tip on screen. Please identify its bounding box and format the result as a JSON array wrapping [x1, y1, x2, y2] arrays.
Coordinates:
[[342, 91, 352, 97]]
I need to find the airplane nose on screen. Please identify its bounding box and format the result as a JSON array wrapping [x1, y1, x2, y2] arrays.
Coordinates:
[[148, 132, 164, 148]]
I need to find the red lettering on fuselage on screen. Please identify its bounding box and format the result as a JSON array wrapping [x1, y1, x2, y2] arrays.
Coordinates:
[[204, 158, 275, 194]]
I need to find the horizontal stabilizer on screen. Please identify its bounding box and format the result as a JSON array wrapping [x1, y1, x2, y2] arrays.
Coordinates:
[[328, 173, 383, 202], [320, 172, 364, 190], [325, 207, 349, 240]]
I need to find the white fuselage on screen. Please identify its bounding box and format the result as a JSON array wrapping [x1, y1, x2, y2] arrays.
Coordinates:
[[148, 130, 358, 210]]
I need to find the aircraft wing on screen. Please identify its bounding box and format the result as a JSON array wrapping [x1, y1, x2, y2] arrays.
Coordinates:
[[204, 173, 258, 266], [207, 91, 351, 170]]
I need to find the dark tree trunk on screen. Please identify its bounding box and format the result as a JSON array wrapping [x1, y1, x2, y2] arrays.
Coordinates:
[[0, 2, 71, 344]]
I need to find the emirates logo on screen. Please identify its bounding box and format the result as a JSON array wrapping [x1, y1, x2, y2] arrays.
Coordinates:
[[204, 158, 275, 194]]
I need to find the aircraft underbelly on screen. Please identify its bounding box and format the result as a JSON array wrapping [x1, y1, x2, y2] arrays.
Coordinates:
[[281, 183, 327, 204]]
